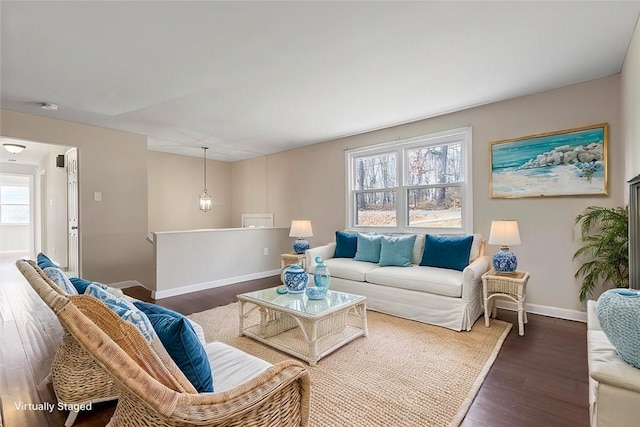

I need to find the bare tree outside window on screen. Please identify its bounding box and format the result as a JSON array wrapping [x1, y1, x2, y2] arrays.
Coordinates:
[[347, 128, 472, 232]]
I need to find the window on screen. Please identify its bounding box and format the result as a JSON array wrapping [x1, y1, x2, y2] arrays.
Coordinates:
[[1, 176, 31, 225], [346, 127, 472, 233]]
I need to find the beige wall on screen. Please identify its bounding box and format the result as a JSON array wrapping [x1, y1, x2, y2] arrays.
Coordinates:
[[148, 150, 232, 232], [622, 16, 640, 184], [0, 109, 154, 286], [232, 75, 624, 313]]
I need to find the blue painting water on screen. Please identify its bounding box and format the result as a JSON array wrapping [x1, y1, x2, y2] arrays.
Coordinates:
[[492, 127, 604, 170]]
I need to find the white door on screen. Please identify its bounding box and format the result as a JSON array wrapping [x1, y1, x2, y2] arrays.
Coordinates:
[[67, 148, 79, 276]]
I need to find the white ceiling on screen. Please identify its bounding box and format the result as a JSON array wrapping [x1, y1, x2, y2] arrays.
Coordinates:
[[1, 1, 639, 162]]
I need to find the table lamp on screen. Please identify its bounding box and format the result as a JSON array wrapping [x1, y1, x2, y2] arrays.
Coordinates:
[[488, 220, 521, 274], [289, 220, 313, 254]]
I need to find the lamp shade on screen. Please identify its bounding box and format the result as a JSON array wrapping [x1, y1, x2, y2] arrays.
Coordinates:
[[289, 220, 313, 238], [488, 220, 521, 247]]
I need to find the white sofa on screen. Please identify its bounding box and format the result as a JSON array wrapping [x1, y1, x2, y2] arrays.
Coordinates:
[[305, 233, 490, 331], [587, 300, 640, 427]]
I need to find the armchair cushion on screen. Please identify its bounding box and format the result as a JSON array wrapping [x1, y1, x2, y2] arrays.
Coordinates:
[[85, 284, 154, 341], [133, 300, 206, 345], [144, 311, 214, 393], [42, 266, 78, 295], [37, 252, 58, 269]]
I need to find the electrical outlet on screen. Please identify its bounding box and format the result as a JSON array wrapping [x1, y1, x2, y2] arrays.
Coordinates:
[[264, 248, 269, 256]]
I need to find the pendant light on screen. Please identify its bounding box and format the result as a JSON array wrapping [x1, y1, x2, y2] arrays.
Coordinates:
[[199, 146, 212, 212]]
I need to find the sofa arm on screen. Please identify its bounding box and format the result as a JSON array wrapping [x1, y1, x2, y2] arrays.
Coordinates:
[[463, 255, 491, 282], [461, 255, 491, 301], [589, 330, 640, 394], [305, 243, 336, 273]]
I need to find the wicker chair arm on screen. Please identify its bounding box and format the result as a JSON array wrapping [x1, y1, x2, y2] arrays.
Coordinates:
[[171, 360, 311, 425]]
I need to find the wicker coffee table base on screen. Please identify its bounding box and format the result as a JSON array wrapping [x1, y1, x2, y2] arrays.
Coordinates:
[[238, 300, 367, 366]]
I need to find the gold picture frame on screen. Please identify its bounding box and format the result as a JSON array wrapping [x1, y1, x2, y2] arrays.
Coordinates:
[[490, 123, 608, 198]]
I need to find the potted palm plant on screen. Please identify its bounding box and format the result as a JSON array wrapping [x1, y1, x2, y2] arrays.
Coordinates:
[[573, 206, 629, 302]]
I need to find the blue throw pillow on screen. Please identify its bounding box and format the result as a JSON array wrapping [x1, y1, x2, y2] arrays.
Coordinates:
[[143, 312, 214, 393], [37, 252, 58, 270], [334, 231, 358, 258], [354, 233, 383, 263], [134, 300, 206, 346], [69, 277, 93, 293], [379, 235, 417, 267], [85, 284, 154, 341], [596, 288, 640, 369], [420, 235, 473, 271], [42, 266, 78, 295]]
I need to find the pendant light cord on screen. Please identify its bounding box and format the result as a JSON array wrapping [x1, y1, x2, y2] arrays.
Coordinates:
[[202, 146, 208, 191]]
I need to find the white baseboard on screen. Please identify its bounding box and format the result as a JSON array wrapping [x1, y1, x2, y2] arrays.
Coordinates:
[[495, 300, 587, 323], [152, 269, 281, 299], [107, 280, 143, 290]]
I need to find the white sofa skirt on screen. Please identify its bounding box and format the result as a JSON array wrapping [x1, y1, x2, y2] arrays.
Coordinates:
[[329, 276, 484, 332]]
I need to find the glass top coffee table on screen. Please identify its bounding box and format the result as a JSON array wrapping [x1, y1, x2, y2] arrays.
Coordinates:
[[237, 288, 367, 366]]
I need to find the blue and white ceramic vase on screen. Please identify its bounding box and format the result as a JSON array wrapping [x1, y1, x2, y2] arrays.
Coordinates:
[[492, 248, 517, 273], [313, 256, 331, 290], [282, 264, 309, 294]]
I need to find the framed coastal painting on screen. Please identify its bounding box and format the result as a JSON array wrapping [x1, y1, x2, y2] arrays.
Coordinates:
[[490, 123, 608, 198]]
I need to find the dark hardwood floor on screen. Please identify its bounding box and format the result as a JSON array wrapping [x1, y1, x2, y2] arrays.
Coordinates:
[[0, 252, 589, 426]]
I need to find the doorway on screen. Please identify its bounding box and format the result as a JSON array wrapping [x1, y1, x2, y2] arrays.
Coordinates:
[[0, 139, 77, 271]]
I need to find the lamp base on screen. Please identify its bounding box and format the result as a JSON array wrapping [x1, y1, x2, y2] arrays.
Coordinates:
[[292, 239, 310, 254], [492, 248, 517, 274]]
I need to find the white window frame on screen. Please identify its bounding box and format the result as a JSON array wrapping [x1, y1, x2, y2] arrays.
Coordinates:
[[345, 126, 473, 234], [0, 180, 31, 225]]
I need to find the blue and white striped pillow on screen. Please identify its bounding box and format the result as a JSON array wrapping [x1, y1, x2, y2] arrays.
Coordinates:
[[85, 284, 154, 341], [42, 266, 78, 295]]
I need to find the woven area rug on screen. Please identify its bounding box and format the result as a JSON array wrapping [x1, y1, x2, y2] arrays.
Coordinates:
[[189, 303, 511, 427]]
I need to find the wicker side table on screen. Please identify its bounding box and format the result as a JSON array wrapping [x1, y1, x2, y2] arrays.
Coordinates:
[[482, 269, 530, 336]]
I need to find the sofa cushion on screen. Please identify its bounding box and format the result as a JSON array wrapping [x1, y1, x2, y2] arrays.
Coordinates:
[[354, 233, 383, 263], [204, 341, 271, 393], [420, 234, 473, 271], [42, 266, 78, 295], [85, 284, 155, 341], [144, 311, 214, 393], [324, 258, 381, 282], [379, 235, 416, 267], [334, 231, 358, 258], [365, 265, 464, 297]]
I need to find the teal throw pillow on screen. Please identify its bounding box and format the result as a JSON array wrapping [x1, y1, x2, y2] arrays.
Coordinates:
[[85, 284, 154, 341], [420, 234, 473, 271], [37, 252, 58, 270], [143, 311, 214, 392], [42, 266, 78, 295], [379, 235, 417, 267], [334, 231, 358, 258], [354, 233, 383, 263], [596, 288, 640, 369]]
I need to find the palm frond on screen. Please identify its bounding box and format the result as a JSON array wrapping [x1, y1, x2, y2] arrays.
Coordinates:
[[574, 206, 629, 301]]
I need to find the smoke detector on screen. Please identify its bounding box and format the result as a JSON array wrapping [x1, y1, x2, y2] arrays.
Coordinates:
[[40, 102, 59, 111]]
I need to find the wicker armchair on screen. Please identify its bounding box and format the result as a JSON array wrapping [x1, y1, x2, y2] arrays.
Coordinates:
[[16, 259, 118, 426], [17, 259, 311, 427]]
